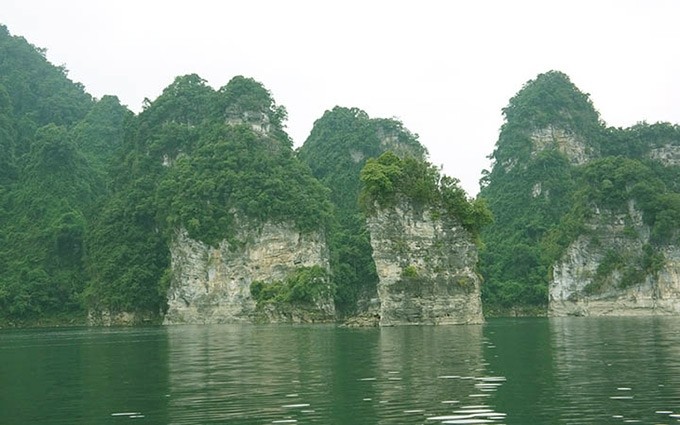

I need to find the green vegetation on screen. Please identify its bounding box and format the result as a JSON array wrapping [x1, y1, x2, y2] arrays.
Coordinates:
[[157, 123, 332, 246], [0, 26, 333, 323], [480, 70, 680, 311], [0, 25, 92, 130], [401, 265, 419, 278], [0, 26, 98, 324], [4, 23, 680, 324], [85, 74, 333, 316], [250, 266, 331, 307], [298, 107, 427, 314], [360, 151, 492, 238]]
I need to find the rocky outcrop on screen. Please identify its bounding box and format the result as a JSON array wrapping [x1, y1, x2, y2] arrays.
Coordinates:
[[164, 222, 334, 324], [530, 125, 590, 165], [648, 144, 680, 167], [550, 203, 680, 316], [225, 109, 271, 134], [366, 203, 484, 326]]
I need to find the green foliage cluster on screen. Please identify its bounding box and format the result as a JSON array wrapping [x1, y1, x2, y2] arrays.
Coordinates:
[[585, 244, 665, 294], [0, 101, 130, 321], [156, 123, 332, 246], [504, 71, 602, 136], [297, 107, 427, 314], [86, 74, 333, 314], [84, 187, 170, 315], [576, 156, 680, 245], [219, 75, 291, 145], [489, 71, 603, 170], [0, 25, 92, 130], [250, 266, 331, 306], [599, 122, 680, 158], [72, 95, 130, 177], [401, 264, 419, 278], [0, 26, 332, 323], [0, 27, 125, 323], [299, 107, 426, 209], [360, 152, 492, 238], [480, 70, 680, 310]]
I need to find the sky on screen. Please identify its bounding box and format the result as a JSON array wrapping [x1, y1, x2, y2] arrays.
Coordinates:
[[2, 0, 679, 195]]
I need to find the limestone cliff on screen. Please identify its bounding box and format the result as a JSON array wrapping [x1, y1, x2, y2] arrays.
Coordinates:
[[164, 222, 335, 324], [648, 144, 680, 167], [530, 125, 591, 165], [366, 203, 484, 326], [550, 203, 680, 316]]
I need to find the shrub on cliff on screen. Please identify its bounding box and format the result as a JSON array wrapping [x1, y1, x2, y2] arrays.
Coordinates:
[[359, 151, 492, 239], [250, 266, 332, 307]]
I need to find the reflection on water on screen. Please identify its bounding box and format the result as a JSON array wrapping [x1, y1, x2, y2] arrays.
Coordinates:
[[0, 327, 169, 424], [373, 325, 505, 424], [482, 318, 556, 424], [2, 317, 680, 424], [484, 317, 680, 425], [166, 325, 338, 424], [166, 324, 505, 424], [549, 317, 680, 424]]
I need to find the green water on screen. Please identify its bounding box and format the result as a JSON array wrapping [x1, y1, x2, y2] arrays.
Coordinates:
[[1, 317, 679, 424]]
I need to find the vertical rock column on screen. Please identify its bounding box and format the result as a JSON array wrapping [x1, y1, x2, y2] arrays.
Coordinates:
[[366, 203, 484, 326]]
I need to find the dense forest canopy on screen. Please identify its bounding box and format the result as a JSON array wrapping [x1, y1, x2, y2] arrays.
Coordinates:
[[480, 71, 680, 311], [0, 25, 103, 321], [85, 74, 334, 316], [0, 25, 92, 129], [0, 26, 334, 322]]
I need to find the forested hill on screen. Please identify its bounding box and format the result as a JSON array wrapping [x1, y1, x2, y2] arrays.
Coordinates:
[[0, 24, 123, 322], [0, 25, 335, 323], [85, 74, 334, 316], [479, 71, 680, 313], [298, 107, 428, 313]]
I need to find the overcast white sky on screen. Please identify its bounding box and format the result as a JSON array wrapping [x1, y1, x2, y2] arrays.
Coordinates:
[[2, 0, 679, 195]]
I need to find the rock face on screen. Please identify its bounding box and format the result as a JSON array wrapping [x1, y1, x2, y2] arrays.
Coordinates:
[[648, 144, 680, 167], [550, 203, 680, 316], [530, 125, 590, 165], [225, 109, 271, 134], [164, 223, 335, 324], [366, 203, 484, 326]]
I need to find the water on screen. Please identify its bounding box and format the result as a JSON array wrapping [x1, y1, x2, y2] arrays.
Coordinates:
[[1, 317, 680, 424]]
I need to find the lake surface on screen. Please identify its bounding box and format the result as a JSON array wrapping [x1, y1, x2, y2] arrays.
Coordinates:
[[2, 317, 680, 424]]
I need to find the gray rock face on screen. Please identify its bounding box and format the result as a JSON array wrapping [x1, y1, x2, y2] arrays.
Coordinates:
[[530, 125, 590, 165], [366, 203, 483, 326], [550, 203, 680, 316], [502, 125, 591, 174], [225, 109, 271, 134], [164, 223, 334, 324], [648, 144, 680, 167]]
